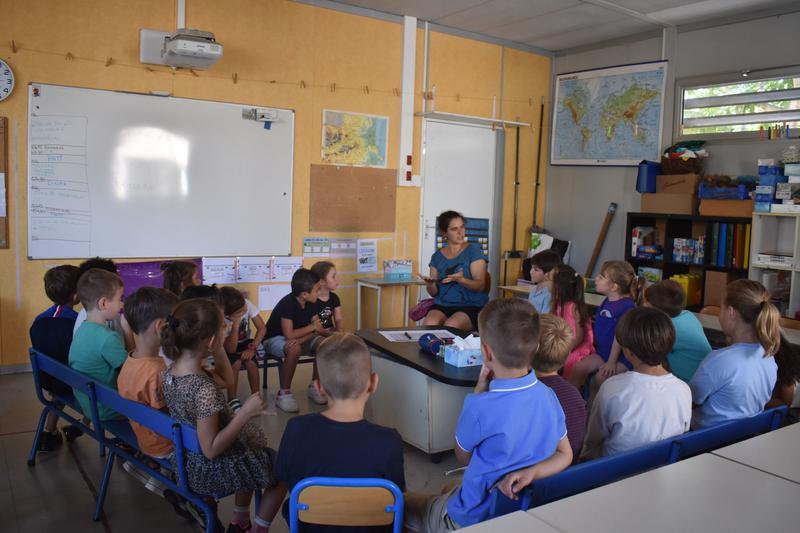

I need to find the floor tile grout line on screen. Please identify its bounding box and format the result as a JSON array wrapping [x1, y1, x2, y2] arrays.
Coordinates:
[[66, 442, 114, 533], [1, 437, 22, 533]]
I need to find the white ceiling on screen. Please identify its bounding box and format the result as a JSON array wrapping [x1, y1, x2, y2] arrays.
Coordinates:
[[327, 0, 800, 51]]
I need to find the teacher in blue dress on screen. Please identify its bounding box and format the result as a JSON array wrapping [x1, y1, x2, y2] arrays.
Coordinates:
[[421, 210, 488, 331]]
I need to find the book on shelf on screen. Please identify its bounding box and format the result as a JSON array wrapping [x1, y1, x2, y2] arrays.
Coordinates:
[[711, 223, 720, 266], [743, 224, 751, 269], [709, 222, 750, 269], [717, 223, 727, 267]]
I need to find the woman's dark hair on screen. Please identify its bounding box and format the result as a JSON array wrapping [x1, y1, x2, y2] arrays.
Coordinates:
[[220, 286, 246, 316], [437, 210, 465, 235], [551, 265, 590, 327], [161, 260, 198, 296], [160, 299, 223, 360]]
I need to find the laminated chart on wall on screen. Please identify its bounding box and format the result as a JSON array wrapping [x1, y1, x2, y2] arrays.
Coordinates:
[[28, 115, 91, 258], [436, 217, 490, 258]]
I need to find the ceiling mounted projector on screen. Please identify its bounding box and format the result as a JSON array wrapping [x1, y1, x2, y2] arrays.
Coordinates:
[[140, 28, 223, 70]]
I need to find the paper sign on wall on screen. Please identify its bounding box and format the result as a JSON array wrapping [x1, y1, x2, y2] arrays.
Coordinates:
[[237, 256, 271, 283], [258, 283, 292, 310], [331, 238, 357, 258], [303, 237, 331, 257], [271, 256, 304, 282], [202, 257, 237, 284], [357, 239, 378, 273]]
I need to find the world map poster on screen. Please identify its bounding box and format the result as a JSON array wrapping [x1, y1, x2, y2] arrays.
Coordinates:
[[551, 61, 667, 166], [322, 110, 388, 167]]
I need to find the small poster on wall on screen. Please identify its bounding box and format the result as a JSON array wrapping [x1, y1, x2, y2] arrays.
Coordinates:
[[357, 238, 378, 273], [551, 60, 667, 166], [322, 110, 389, 167]]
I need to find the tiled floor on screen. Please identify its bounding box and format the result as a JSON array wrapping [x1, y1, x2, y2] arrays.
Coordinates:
[[0, 364, 459, 532]]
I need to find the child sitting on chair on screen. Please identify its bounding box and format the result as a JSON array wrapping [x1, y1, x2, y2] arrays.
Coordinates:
[[262, 333, 406, 533], [527, 249, 562, 314], [30, 265, 82, 450], [642, 280, 711, 383], [68, 268, 128, 421], [221, 286, 266, 407], [580, 307, 691, 460], [263, 269, 327, 413], [117, 287, 179, 459], [405, 299, 571, 530], [533, 314, 587, 460]]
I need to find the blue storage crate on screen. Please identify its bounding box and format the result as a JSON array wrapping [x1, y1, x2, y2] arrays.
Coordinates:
[[698, 183, 748, 200]]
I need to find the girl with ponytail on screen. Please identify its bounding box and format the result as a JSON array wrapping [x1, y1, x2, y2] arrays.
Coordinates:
[[689, 279, 779, 429], [161, 299, 281, 532]]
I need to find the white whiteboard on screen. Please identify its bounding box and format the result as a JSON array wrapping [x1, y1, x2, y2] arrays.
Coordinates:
[[27, 83, 294, 259]]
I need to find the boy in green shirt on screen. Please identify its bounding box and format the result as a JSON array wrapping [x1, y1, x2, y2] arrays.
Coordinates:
[[68, 268, 127, 420]]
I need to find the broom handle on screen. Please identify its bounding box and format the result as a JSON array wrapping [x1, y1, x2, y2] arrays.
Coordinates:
[[585, 203, 618, 278]]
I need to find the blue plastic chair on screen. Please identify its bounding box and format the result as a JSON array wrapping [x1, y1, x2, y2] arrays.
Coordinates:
[[90, 380, 220, 531], [488, 436, 679, 516], [28, 348, 102, 466], [288, 477, 404, 533], [672, 405, 787, 460]]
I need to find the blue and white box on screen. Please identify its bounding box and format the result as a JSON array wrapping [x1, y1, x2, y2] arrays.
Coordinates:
[[383, 259, 413, 280]]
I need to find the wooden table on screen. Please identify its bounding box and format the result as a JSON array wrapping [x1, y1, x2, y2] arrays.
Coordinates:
[[357, 327, 479, 459], [529, 453, 800, 533], [497, 285, 603, 308], [356, 276, 425, 329], [712, 423, 800, 484]]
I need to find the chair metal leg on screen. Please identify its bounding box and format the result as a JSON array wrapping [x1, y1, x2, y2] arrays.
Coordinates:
[[27, 407, 50, 466], [93, 451, 116, 521], [203, 503, 217, 533]]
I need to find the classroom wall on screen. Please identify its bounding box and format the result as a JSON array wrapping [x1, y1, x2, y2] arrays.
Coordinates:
[[545, 11, 800, 275], [0, 0, 551, 367]]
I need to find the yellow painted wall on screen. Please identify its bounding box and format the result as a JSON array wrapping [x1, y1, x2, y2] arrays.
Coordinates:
[[0, 0, 550, 366]]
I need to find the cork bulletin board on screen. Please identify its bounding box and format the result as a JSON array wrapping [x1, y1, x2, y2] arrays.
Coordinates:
[[309, 164, 396, 232], [0, 117, 9, 248]]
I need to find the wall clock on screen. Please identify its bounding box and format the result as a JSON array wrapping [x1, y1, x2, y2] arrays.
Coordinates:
[[0, 59, 15, 101]]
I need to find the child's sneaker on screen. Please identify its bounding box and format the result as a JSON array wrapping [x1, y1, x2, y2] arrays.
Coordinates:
[[38, 430, 63, 452], [307, 383, 327, 405], [61, 425, 83, 442], [275, 391, 299, 413], [226, 521, 252, 533]]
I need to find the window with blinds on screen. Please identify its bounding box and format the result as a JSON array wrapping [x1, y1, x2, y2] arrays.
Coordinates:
[[679, 75, 800, 138]]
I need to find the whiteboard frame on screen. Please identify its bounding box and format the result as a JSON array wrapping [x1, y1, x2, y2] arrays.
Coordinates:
[[27, 83, 295, 259]]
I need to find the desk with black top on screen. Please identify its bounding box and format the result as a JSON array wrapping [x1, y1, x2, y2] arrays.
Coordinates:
[[357, 327, 480, 459]]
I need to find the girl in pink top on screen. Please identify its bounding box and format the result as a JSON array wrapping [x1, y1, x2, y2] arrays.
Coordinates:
[[551, 265, 594, 378]]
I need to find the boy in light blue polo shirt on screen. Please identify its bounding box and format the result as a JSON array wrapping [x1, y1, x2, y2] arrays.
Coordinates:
[[405, 299, 572, 531]]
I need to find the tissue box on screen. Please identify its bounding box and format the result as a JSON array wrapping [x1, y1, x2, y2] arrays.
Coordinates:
[[443, 345, 482, 367], [383, 259, 413, 280]]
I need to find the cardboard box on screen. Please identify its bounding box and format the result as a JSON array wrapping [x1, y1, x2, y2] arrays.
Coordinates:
[[699, 199, 755, 217], [704, 270, 733, 307], [656, 173, 700, 194], [641, 193, 697, 215]]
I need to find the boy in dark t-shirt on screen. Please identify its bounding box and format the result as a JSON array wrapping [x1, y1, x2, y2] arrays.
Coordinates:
[[258, 333, 406, 533], [264, 268, 326, 412], [533, 315, 587, 460]]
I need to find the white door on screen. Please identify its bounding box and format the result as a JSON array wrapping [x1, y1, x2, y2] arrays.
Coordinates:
[[420, 120, 499, 296]]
